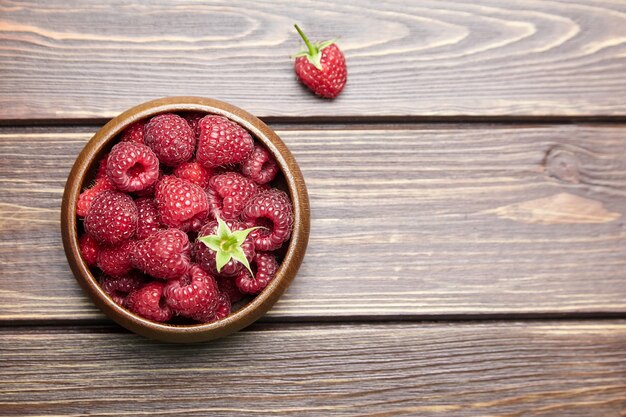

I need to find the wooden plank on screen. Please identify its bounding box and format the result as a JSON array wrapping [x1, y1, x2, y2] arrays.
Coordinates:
[[1, 0, 626, 120], [1, 321, 625, 416], [0, 125, 625, 322]]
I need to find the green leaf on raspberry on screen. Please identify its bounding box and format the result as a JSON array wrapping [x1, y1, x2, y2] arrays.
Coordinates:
[[197, 217, 259, 275], [293, 24, 336, 71]]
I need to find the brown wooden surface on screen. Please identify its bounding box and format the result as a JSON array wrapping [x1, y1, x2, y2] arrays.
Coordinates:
[[1, 125, 625, 322], [2, 1, 626, 415], [2, 0, 626, 121], [1, 322, 626, 416]]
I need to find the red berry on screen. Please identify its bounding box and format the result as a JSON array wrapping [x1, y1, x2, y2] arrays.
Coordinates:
[[79, 234, 99, 267], [144, 113, 195, 167], [241, 144, 278, 185], [154, 176, 209, 232], [182, 112, 204, 138], [96, 153, 110, 179], [120, 121, 147, 144], [131, 228, 191, 280], [210, 293, 231, 321], [76, 176, 116, 217], [135, 198, 164, 240], [84, 190, 138, 245], [235, 252, 279, 294], [97, 240, 135, 277], [126, 281, 172, 322], [207, 172, 258, 220], [106, 142, 160, 192], [173, 161, 212, 189], [293, 25, 347, 99], [134, 169, 164, 198], [242, 189, 293, 251], [196, 116, 254, 168], [194, 220, 255, 278], [164, 264, 219, 321], [101, 273, 144, 306], [216, 276, 244, 303]]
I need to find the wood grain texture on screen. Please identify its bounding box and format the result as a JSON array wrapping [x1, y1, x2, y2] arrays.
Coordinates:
[[1, 125, 624, 322], [1, 322, 625, 416], [1, 0, 626, 120]]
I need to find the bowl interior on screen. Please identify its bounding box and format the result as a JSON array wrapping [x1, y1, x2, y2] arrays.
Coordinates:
[[61, 97, 310, 342]]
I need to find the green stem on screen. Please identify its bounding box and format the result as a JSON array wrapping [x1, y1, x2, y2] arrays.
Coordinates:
[[294, 24, 317, 56]]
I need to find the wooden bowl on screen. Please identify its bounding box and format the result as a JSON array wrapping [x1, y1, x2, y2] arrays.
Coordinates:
[[61, 97, 310, 343]]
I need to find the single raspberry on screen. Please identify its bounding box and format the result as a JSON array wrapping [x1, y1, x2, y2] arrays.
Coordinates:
[[84, 190, 138, 245], [216, 276, 244, 303], [120, 120, 146, 144], [173, 161, 212, 189], [126, 281, 172, 322], [194, 219, 255, 278], [235, 252, 279, 294], [97, 240, 135, 277], [241, 144, 279, 185], [101, 273, 144, 306], [79, 234, 100, 267], [242, 189, 293, 251], [182, 112, 205, 138], [154, 176, 209, 232], [207, 172, 258, 220], [76, 176, 116, 217], [135, 198, 164, 240], [196, 115, 254, 168], [96, 153, 110, 179], [144, 113, 195, 167], [106, 142, 160, 192], [163, 264, 219, 320], [131, 228, 191, 280], [209, 293, 231, 322], [293, 25, 347, 99]]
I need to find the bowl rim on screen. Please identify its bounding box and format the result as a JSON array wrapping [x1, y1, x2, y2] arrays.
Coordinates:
[[60, 96, 310, 342]]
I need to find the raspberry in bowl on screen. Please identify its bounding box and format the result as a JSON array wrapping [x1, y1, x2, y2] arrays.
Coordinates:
[[61, 97, 310, 343]]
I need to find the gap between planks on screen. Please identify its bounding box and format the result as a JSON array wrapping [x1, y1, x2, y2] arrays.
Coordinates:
[[3, 312, 626, 329], [3, 115, 626, 129]]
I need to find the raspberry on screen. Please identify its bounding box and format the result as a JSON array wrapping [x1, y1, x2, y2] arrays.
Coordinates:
[[216, 276, 244, 303], [173, 161, 212, 189], [97, 240, 135, 277], [79, 234, 99, 267], [144, 113, 195, 167], [101, 273, 144, 306], [196, 115, 254, 168], [126, 281, 173, 322], [120, 121, 146, 144], [76, 176, 116, 217], [106, 142, 160, 192], [131, 228, 191, 280], [207, 172, 257, 220], [242, 189, 293, 251], [154, 176, 209, 232], [241, 144, 278, 185], [182, 112, 204, 138], [164, 264, 219, 320], [210, 293, 231, 321], [235, 252, 278, 294], [84, 190, 138, 245], [194, 220, 255, 278], [96, 153, 110, 179], [135, 198, 164, 240], [293, 26, 347, 99], [134, 169, 163, 198]]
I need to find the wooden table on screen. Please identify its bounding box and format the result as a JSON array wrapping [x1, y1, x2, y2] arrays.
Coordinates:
[[1, 1, 625, 415]]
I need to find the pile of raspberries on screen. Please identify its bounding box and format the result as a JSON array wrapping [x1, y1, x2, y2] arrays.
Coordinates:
[[77, 112, 293, 324]]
